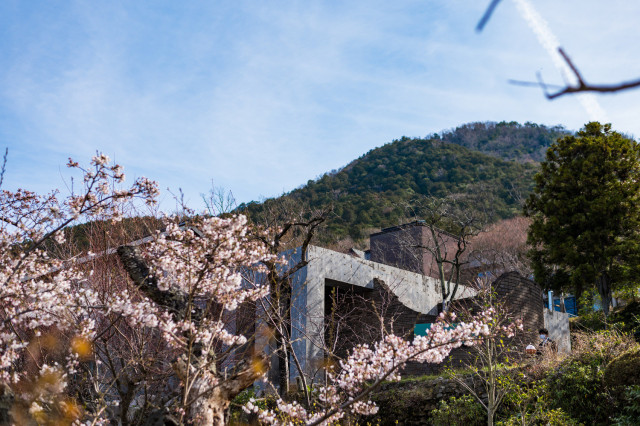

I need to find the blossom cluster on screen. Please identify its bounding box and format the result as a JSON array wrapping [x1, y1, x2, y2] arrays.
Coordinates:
[[132, 214, 276, 351], [0, 154, 280, 423], [248, 309, 522, 425]]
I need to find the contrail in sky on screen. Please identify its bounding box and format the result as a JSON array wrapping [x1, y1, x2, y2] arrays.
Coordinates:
[[511, 0, 609, 122]]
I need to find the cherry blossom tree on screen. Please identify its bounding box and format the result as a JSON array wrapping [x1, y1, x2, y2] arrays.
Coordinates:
[[0, 154, 158, 423], [0, 153, 501, 425], [0, 154, 274, 424]]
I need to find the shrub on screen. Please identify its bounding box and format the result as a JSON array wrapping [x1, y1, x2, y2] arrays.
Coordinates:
[[608, 301, 640, 339], [545, 360, 609, 424], [498, 408, 580, 426], [430, 395, 485, 426], [570, 311, 607, 333], [544, 331, 637, 424], [570, 330, 635, 365], [604, 347, 640, 397], [571, 300, 640, 339], [613, 385, 640, 426]]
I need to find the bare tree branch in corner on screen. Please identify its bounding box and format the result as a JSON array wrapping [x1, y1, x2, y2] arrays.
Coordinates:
[[510, 48, 640, 99], [478, 1, 640, 99]]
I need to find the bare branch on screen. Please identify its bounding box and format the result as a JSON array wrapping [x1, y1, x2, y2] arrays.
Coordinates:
[[0, 148, 7, 190], [476, 0, 503, 33], [509, 48, 640, 100]]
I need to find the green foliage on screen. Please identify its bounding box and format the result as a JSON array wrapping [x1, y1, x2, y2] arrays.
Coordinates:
[[570, 301, 640, 340], [498, 408, 581, 426], [498, 376, 582, 426], [570, 310, 607, 332], [499, 374, 546, 424], [604, 347, 640, 395], [608, 301, 640, 338], [613, 386, 640, 426], [525, 122, 640, 312], [228, 388, 270, 425], [545, 360, 609, 424], [241, 121, 557, 244], [438, 121, 569, 162], [430, 395, 485, 426], [544, 331, 637, 424]]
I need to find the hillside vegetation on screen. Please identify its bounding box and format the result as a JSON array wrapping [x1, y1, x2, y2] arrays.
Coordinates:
[[241, 121, 567, 243], [438, 121, 568, 162]]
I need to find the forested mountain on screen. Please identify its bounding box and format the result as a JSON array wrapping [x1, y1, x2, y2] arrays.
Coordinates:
[[240, 121, 567, 243], [437, 121, 569, 162]]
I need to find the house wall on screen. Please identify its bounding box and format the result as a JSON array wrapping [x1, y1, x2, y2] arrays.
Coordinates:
[[370, 224, 424, 274]]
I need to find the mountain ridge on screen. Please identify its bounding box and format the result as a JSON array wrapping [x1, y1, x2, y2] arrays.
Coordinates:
[[240, 121, 569, 244]]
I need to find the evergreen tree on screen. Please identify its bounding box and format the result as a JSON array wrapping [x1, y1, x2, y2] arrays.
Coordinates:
[[525, 122, 640, 315]]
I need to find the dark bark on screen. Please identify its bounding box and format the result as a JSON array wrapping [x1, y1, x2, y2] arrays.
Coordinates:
[[274, 278, 292, 395], [0, 384, 13, 425], [596, 271, 612, 316], [116, 245, 195, 323], [574, 281, 584, 314]]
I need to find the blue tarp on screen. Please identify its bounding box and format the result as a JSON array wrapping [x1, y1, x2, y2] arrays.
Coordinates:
[[414, 323, 458, 336]]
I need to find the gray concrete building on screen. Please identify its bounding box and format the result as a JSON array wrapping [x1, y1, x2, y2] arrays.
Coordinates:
[[263, 222, 571, 386], [268, 244, 476, 383]]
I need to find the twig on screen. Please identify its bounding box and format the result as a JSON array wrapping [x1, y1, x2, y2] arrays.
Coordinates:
[[0, 148, 7, 189], [509, 48, 640, 100]]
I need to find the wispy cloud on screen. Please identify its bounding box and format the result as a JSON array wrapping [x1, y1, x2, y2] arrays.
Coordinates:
[[1, 1, 639, 207]]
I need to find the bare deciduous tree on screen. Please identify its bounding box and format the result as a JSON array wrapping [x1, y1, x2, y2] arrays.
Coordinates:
[[467, 216, 532, 278], [402, 196, 484, 310]]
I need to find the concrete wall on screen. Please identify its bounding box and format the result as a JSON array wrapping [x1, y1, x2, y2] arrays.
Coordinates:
[[544, 309, 571, 354], [269, 246, 563, 385], [291, 245, 475, 379]]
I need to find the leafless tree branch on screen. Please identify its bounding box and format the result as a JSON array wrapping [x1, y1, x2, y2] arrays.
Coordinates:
[[511, 48, 640, 99], [476, 0, 502, 32], [478, 1, 640, 99]]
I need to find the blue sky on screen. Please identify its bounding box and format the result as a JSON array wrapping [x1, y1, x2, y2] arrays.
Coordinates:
[[2, 1, 640, 210]]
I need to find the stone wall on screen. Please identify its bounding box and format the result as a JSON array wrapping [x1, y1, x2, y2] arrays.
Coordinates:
[[367, 376, 488, 426]]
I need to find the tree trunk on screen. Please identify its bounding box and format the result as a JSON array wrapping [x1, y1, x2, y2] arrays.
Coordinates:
[[574, 281, 584, 314], [270, 273, 293, 396], [596, 272, 612, 316], [175, 353, 269, 426], [276, 330, 290, 395]]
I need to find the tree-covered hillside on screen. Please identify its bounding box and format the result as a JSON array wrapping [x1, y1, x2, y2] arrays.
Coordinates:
[[240, 123, 556, 243], [437, 121, 569, 163]]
